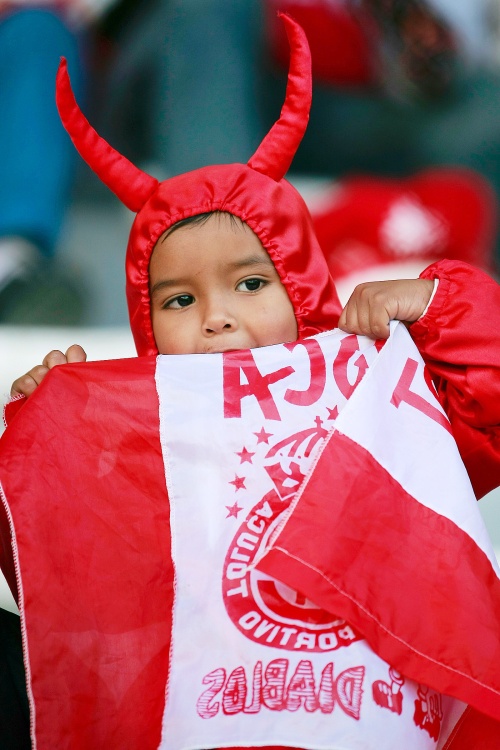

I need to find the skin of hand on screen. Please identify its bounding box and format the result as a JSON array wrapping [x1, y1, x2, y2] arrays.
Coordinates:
[[338, 278, 435, 340], [10, 345, 87, 398]]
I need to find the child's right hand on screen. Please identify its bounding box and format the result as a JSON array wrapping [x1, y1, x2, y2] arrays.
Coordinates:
[[338, 278, 434, 340], [10, 345, 87, 398]]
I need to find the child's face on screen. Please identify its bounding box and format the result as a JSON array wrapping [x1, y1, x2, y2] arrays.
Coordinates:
[[149, 214, 298, 355]]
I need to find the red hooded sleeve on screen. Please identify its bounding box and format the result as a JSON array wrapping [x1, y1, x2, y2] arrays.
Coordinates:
[[410, 259, 500, 498]]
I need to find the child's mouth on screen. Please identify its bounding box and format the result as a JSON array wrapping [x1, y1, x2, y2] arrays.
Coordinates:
[[202, 345, 241, 354]]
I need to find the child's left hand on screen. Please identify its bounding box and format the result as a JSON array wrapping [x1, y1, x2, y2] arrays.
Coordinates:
[[10, 345, 87, 398], [338, 278, 435, 339]]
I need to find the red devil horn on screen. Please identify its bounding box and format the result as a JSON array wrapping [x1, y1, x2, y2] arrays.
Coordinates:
[[56, 59, 159, 212], [248, 14, 311, 181]]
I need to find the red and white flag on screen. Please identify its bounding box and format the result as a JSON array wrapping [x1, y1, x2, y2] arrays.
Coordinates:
[[1, 324, 499, 749]]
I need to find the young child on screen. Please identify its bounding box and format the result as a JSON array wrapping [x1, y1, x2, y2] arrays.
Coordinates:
[[3, 13, 500, 750]]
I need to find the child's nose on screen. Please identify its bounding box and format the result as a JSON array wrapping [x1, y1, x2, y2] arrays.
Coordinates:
[[203, 301, 237, 335]]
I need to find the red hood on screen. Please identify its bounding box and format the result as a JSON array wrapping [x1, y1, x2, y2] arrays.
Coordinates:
[[56, 14, 341, 355], [126, 164, 340, 355]]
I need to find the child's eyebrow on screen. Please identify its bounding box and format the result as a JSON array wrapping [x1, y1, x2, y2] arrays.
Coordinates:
[[229, 254, 275, 271], [150, 278, 187, 296]]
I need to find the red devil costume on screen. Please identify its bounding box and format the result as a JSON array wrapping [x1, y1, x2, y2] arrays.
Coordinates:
[[49, 13, 500, 499], [2, 12, 500, 750]]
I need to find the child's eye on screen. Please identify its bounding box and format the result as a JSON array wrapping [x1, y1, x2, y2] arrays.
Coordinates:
[[237, 278, 266, 292], [164, 294, 195, 309]]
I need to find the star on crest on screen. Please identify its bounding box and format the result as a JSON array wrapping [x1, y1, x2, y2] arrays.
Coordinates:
[[229, 474, 246, 491], [254, 427, 273, 444], [236, 447, 255, 464], [327, 406, 339, 420], [226, 502, 243, 519]]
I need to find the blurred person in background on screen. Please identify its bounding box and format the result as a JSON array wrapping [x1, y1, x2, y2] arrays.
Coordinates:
[[265, 0, 500, 189], [101, 0, 497, 188], [95, 0, 263, 176], [264, 0, 500, 303], [0, 0, 117, 325], [264, 0, 500, 286]]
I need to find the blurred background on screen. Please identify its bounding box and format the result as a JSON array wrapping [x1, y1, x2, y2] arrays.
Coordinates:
[[1, 0, 500, 612]]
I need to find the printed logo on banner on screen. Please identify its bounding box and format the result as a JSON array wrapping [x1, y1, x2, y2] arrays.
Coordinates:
[[222, 418, 363, 653]]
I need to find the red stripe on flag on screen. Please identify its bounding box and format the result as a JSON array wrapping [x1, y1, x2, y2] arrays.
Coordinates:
[[256, 430, 500, 721], [442, 706, 500, 749], [0, 359, 172, 750]]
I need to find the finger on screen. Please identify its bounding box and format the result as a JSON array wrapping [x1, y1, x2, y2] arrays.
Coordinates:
[[10, 365, 50, 397], [338, 301, 359, 334], [337, 305, 348, 332], [65, 344, 87, 363], [354, 283, 393, 339], [338, 286, 364, 334], [367, 302, 391, 339], [42, 349, 68, 369], [361, 287, 391, 339], [352, 287, 375, 337], [339, 285, 373, 337]]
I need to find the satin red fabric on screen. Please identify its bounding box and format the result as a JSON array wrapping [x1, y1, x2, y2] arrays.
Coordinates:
[[126, 164, 341, 356], [411, 260, 500, 498]]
